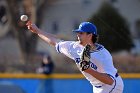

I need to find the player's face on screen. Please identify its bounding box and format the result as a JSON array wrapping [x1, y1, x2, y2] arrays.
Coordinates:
[[76, 32, 92, 45]]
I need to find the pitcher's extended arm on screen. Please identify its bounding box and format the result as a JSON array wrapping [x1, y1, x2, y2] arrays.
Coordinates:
[[26, 21, 61, 46]]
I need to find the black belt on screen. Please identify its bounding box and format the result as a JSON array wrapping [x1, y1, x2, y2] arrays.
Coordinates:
[[115, 73, 119, 78]]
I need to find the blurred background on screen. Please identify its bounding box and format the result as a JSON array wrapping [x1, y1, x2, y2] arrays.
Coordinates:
[[0, 0, 140, 93]]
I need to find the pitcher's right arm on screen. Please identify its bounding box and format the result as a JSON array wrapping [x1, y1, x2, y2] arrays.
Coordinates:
[[26, 21, 61, 46]]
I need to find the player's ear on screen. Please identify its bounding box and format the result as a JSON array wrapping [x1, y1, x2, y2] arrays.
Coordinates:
[[88, 33, 93, 38]]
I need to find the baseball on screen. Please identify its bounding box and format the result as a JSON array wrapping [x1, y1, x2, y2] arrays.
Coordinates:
[[20, 15, 28, 21]]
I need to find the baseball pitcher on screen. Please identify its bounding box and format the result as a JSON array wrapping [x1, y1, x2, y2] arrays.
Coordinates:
[[26, 21, 124, 93]]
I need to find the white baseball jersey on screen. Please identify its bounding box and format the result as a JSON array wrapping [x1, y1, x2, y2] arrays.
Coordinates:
[[55, 41, 124, 93]]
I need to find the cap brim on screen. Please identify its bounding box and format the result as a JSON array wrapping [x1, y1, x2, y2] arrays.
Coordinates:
[[72, 29, 84, 33]]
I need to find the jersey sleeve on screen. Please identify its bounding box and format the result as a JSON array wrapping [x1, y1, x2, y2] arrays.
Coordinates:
[[100, 49, 117, 77], [55, 41, 74, 59], [93, 45, 117, 78]]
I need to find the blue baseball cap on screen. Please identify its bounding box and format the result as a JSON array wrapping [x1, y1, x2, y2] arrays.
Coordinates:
[[73, 22, 97, 35]]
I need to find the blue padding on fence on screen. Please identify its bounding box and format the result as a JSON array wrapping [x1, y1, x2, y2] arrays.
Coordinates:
[[0, 78, 140, 93], [123, 79, 140, 93]]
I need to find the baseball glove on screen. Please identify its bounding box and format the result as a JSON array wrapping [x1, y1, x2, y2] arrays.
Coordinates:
[[80, 44, 91, 71]]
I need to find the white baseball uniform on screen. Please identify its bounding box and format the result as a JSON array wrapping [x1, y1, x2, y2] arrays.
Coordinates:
[[55, 41, 124, 93]]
